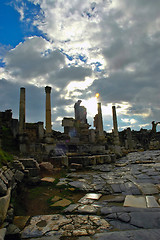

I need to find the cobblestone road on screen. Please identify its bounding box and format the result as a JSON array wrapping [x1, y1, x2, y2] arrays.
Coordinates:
[[21, 150, 160, 239]]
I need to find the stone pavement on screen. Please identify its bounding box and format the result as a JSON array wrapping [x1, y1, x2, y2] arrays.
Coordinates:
[[20, 150, 160, 239]]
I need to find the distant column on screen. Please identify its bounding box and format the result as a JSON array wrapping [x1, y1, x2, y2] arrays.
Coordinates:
[[112, 105, 120, 145], [97, 102, 104, 138], [45, 86, 52, 134], [19, 87, 25, 134]]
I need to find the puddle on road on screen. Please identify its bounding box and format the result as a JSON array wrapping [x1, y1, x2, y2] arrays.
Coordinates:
[[99, 195, 124, 206]]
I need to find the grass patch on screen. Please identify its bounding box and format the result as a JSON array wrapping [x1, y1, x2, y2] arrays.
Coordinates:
[[0, 148, 13, 167], [28, 186, 47, 200]]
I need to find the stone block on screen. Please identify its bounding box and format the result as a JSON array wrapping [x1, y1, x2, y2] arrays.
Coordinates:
[[41, 177, 55, 183], [70, 163, 83, 169], [51, 199, 71, 207], [14, 170, 24, 182], [104, 155, 111, 163], [13, 216, 30, 231], [137, 183, 159, 195], [0, 172, 8, 185], [0, 228, 6, 240], [85, 193, 102, 200], [0, 179, 7, 196], [146, 196, 160, 208], [61, 156, 68, 167], [124, 195, 146, 208], [39, 162, 53, 172], [3, 170, 12, 182], [0, 188, 11, 224], [77, 205, 97, 214], [19, 158, 40, 169]]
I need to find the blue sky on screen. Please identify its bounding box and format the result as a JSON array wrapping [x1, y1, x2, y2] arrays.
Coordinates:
[[0, 0, 160, 132]]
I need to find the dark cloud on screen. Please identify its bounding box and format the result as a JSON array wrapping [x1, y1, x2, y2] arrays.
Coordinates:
[[0, 78, 75, 130], [4, 37, 65, 80], [48, 66, 92, 88]]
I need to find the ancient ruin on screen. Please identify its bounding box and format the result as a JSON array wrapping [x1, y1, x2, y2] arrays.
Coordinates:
[[1, 86, 160, 239]]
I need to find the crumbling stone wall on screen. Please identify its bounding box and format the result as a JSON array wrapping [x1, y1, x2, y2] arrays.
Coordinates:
[[0, 157, 40, 225]]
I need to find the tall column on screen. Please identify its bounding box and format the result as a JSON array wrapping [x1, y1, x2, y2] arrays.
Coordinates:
[[112, 105, 120, 145], [45, 86, 52, 134], [19, 87, 25, 134], [97, 102, 104, 138]]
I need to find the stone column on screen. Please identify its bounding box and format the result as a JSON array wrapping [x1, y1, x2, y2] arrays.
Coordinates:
[[112, 105, 120, 145], [125, 127, 134, 150], [37, 122, 44, 139], [45, 86, 52, 134], [19, 87, 25, 134], [97, 102, 104, 138]]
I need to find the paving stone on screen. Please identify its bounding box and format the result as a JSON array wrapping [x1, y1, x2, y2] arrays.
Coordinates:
[[102, 195, 125, 203], [146, 196, 160, 208], [111, 184, 122, 193], [108, 220, 138, 230], [105, 213, 117, 219], [63, 204, 79, 213], [56, 181, 68, 186], [13, 216, 30, 230], [72, 229, 88, 236], [6, 224, 21, 235], [123, 195, 147, 208], [85, 193, 102, 200], [30, 237, 60, 240], [51, 196, 61, 202], [68, 181, 91, 190], [77, 205, 97, 214], [130, 187, 141, 195], [93, 229, 160, 240], [51, 199, 71, 207], [119, 183, 126, 192], [130, 212, 160, 228], [93, 184, 105, 191], [124, 182, 141, 195], [117, 212, 131, 223], [135, 179, 152, 184], [78, 196, 94, 204], [137, 183, 159, 195], [41, 177, 55, 183]]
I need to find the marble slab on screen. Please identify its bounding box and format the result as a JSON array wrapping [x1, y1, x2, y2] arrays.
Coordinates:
[[146, 196, 160, 208], [124, 195, 147, 208]]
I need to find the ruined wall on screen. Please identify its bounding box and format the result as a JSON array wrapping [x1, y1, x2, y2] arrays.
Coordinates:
[[0, 110, 19, 151]]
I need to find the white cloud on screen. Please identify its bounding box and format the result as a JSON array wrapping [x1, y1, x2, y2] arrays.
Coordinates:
[[1, 0, 160, 131], [121, 118, 137, 125]]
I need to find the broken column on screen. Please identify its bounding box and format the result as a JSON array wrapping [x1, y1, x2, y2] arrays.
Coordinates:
[[94, 102, 104, 140], [74, 100, 87, 124], [45, 86, 52, 134], [19, 87, 26, 134], [125, 127, 134, 150], [112, 105, 120, 145], [97, 103, 104, 137]]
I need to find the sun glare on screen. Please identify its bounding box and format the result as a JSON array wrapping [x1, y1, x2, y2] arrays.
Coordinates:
[[82, 97, 112, 118], [83, 97, 98, 116], [95, 93, 99, 98]]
